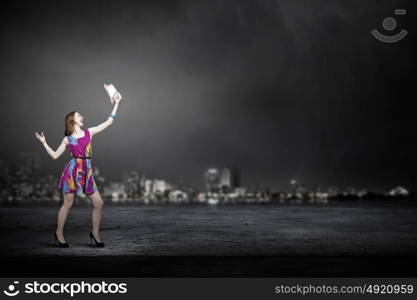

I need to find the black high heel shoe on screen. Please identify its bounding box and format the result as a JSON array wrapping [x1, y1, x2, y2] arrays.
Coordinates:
[[89, 231, 105, 247], [54, 232, 69, 248]]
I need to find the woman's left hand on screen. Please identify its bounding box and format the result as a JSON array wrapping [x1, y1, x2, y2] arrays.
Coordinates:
[[35, 131, 46, 144]]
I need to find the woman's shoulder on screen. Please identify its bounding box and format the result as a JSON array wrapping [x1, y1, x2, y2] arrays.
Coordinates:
[[86, 128, 93, 137]]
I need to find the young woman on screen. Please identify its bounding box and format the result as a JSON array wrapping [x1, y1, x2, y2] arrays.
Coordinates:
[[35, 89, 122, 248]]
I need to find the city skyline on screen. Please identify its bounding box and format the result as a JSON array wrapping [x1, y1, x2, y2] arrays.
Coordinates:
[[0, 152, 413, 197]]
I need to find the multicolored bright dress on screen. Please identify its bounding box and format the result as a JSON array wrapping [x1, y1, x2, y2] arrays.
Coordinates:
[[57, 129, 98, 196]]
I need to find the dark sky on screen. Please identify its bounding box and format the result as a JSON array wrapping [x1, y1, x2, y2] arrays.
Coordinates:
[[0, 0, 415, 191]]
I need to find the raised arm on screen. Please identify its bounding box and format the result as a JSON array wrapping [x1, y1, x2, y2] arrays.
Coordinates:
[[35, 132, 68, 160], [88, 93, 121, 137]]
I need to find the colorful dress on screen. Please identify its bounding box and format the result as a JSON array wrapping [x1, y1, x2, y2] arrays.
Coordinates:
[[57, 129, 98, 195]]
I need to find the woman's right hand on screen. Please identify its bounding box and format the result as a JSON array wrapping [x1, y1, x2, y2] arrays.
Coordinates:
[[35, 131, 46, 144], [112, 92, 122, 104]]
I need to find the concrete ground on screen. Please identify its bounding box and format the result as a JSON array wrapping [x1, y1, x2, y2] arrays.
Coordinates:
[[1, 202, 416, 276]]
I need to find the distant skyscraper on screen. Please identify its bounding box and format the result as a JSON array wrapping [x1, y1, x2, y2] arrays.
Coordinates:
[[144, 179, 153, 194], [230, 166, 241, 188], [219, 168, 231, 187], [219, 167, 241, 192], [205, 168, 220, 193], [19, 152, 41, 176], [153, 180, 171, 193], [17, 152, 40, 182], [205, 167, 241, 193], [122, 170, 140, 199], [0, 160, 10, 193], [290, 179, 297, 194], [143, 178, 172, 195]]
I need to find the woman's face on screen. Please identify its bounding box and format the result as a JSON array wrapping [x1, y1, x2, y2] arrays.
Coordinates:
[[74, 112, 84, 127]]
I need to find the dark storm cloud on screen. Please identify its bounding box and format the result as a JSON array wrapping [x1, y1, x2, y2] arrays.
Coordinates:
[[0, 0, 415, 190]]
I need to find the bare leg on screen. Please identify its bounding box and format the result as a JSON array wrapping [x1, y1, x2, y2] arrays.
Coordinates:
[[87, 191, 104, 242], [56, 192, 74, 243]]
